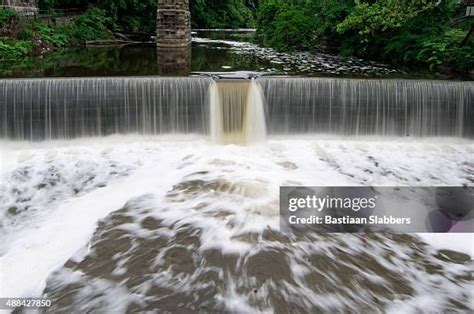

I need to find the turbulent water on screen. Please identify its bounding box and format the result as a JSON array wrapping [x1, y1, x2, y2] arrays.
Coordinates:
[[1, 77, 472, 141], [0, 137, 473, 312]]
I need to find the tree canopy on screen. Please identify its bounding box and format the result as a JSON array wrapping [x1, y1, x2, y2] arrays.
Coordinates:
[[38, 0, 257, 32], [256, 0, 473, 73], [3, 0, 473, 74]]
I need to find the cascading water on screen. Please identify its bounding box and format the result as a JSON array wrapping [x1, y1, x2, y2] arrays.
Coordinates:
[[1, 75, 473, 313], [259, 78, 473, 138], [0, 77, 212, 140], [210, 80, 266, 144], [0, 77, 472, 141]]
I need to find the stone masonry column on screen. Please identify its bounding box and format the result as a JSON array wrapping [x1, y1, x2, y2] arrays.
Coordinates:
[[156, 0, 192, 75], [156, 0, 191, 48]]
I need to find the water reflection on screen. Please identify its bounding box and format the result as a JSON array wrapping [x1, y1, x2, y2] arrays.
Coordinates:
[[0, 43, 276, 78], [0, 35, 456, 79], [157, 46, 191, 76]]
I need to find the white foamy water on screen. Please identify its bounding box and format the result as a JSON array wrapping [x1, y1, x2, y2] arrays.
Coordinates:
[[0, 136, 472, 312]]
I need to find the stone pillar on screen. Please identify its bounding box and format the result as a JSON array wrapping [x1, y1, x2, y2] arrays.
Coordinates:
[[156, 0, 191, 48], [156, 0, 192, 75]]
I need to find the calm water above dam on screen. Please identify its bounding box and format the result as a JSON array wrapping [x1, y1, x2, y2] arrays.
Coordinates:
[[0, 32, 464, 80]]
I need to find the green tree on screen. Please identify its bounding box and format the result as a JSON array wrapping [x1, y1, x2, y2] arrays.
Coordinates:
[[257, 0, 354, 51], [337, 0, 440, 36], [336, 0, 473, 71], [38, 0, 257, 31], [257, 1, 314, 51], [257, 0, 473, 73], [190, 0, 255, 28]]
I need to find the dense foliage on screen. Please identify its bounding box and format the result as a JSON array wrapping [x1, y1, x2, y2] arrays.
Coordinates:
[[336, 0, 474, 71], [257, 0, 474, 73], [38, 0, 256, 31], [191, 0, 256, 28], [2, 0, 472, 74], [38, 0, 157, 32], [1, 0, 257, 62], [0, 6, 112, 62], [257, 0, 356, 51], [0, 5, 19, 28]]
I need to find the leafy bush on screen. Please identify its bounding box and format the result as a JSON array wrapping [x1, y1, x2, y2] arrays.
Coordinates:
[[337, 0, 439, 36], [32, 22, 70, 47], [38, 0, 257, 31], [191, 0, 255, 29], [336, 0, 474, 71], [38, 0, 158, 32], [71, 7, 113, 41], [0, 9, 33, 61], [257, 0, 473, 73], [305, 0, 354, 44], [0, 5, 113, 63], [336, 0, 453, 56], [94, 0, 157, 32], [257, 0, 354, 52], [23, 7, 112, 45], [416, 29, 474, 70], [262, 6, 314, 51], [0, 7, 19, 29], [0, 37, 33, 61]]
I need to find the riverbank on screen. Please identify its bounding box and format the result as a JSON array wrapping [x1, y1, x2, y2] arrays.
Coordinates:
[[2, 2, 473, 80], [256, 0, 474, 79], [0, 7, 113, 63], [2, 36, 471, 80]]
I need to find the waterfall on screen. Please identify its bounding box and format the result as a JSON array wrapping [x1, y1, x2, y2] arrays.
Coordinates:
[[1, 76, 472, 141], [259, 78, 473, 138], [0, 77, 212, 140], [247, 81, 267, 143], [210, 80, 266, 144]]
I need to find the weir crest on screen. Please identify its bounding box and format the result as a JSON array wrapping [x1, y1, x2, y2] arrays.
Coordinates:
[[0, 77, 472, 142]]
